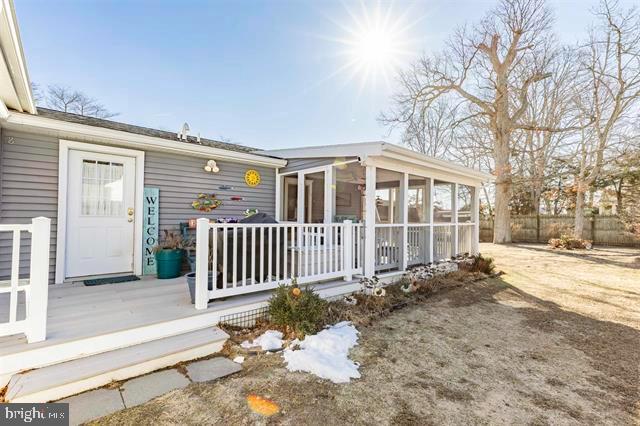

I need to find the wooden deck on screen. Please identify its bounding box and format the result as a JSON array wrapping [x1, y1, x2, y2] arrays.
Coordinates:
[[0, 274, 362, 382]]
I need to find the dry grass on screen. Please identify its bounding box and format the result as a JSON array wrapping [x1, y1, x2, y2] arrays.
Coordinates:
[[93, 244, 640, 425]]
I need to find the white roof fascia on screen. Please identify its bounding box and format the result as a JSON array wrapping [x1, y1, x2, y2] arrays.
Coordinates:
[[0, 98, 9, 119], [0, 0, 36, 114], [259, 141, 384, 159], [4, 111, 288, 168], [380, 143, 494, 182], [261, 141, 493, 182]]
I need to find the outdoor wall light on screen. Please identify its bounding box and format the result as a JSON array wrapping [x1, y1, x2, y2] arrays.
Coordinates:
[[204, 159, 220, 173]]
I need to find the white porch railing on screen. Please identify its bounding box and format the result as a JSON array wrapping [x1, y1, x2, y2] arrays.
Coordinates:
[[458, 223, 474, 255], [407, 224, 430, 266], [433, 224, 455, 261], [194, 219, 363, 308], [0, 217, 51, 342], [374, 224, 403, 272]]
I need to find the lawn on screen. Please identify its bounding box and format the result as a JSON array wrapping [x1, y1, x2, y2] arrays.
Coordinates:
[[94, 244, 640, 425]]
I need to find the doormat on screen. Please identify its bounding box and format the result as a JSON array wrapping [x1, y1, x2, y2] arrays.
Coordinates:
[[84, 275, 140, 286]]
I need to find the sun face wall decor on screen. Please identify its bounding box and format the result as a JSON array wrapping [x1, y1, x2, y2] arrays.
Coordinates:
[[245, 169, 261, 187]]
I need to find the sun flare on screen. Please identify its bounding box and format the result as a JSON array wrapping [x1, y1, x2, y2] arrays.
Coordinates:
[[324, 1, 420, 90]]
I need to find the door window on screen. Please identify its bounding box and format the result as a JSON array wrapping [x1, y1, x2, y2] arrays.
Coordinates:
[[81, 160, 124, 216]]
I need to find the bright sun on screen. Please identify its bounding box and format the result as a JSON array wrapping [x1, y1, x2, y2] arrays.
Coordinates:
[[325, 1, 419, 90], [354, 28, 394, 67]]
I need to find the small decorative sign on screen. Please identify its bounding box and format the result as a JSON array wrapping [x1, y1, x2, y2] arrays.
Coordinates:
[[191, 193, 222, 212], [245, 169, 261, 187], [143, 187, 160, 275]]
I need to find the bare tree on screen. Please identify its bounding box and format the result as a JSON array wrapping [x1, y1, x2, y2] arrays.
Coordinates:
[[71, 93, 117, 119], [46, 85, 82, 113], [512, 47, 580, 213], [30, 82, 44, 104], [382, 0, 572, 243], [570, 0, 640, 238], [41, 84, 118, 118], [399, 98, 461, 158]]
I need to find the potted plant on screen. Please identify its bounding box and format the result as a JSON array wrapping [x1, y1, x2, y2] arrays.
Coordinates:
[[153, 230, 186, 279]]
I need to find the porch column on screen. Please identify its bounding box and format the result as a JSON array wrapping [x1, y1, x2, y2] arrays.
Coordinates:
[[25, 217, 51, 343], [323, 165, 334, 224], [400, 173, 409, 271], [194, 218, 210, 310], [296, 172, 305, 224], [428, 178, 434, 263], [275, 170, 281, 221], [472, 185, 480, 254], [364, 165, 376, 277], [453, 183, 459, 256]]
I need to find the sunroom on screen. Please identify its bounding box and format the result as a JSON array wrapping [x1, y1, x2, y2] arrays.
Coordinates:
[[269, 142, 489, 274]]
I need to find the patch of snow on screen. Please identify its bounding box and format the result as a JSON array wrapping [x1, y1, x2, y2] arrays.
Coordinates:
[[282, 321, 360, 384], [240, 330, 283, 351], [233, 356, 245, 364]]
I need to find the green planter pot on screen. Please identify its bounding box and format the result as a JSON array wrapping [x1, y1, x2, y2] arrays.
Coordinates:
[[155, 249, 184, 279]]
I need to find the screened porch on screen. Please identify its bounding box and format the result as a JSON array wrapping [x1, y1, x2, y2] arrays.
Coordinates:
[[275, 158, 480, 276]]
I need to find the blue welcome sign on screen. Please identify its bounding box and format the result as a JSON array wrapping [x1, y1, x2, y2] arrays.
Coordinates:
[[143, 187, 160, 275]]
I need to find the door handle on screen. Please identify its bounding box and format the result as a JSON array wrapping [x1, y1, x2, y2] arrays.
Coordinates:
[[127, 208, 134, 216]]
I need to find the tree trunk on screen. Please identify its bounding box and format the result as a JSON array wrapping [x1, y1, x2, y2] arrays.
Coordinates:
[[616, 178, 623, 213], [493, 130, 512, 244], [494, 182, 512, 243], [574, 189, 585, 239]]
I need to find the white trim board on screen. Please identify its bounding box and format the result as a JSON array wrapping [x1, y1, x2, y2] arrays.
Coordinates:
[[55, 140, 145, 284], [0, 0, 36, 113], [262, 141, 493, 182], [4, 111, 287, 168]]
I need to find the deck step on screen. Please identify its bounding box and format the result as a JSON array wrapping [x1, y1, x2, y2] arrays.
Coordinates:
[[5, 327, 228, 403]]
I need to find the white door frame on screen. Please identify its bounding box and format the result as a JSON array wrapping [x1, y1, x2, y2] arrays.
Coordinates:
[[55, 140, 145, 284], [282, 176, 312, 222]]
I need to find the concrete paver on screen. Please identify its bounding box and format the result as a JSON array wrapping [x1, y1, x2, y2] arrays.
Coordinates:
[[185, 357, 242, 383], [120, 369, 191, 408]]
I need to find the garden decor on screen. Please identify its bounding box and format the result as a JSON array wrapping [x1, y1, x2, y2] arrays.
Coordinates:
[[191, 193, 222, 212]]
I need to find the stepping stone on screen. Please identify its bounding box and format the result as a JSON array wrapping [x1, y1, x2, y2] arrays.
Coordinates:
[[185, 357, 242, 383], [121, 369, 190, 408], [59, 388, 124, 426]]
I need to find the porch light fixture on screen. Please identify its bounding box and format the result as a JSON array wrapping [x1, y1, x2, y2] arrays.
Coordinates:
[[204, 159, 219, 173]]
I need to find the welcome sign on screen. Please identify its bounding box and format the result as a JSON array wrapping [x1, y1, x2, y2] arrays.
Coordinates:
[[143, 187, 160, 275]]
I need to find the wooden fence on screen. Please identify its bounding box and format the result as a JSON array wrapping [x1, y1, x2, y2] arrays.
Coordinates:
[[480, 215, 640, 247]]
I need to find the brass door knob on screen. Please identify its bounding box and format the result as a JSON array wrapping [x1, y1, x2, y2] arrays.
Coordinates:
[[127, 208, 134, 216]]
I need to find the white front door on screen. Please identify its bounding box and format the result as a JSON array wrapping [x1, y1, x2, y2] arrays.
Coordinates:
[[65, 150, 137, 278]]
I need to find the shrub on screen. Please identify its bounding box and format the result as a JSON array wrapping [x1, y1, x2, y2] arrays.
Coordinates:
[[268, 280, 326, 337], [545, 222, 573, 239], [153, 230, 186, 252], [548, 235, 592, 250], [460, 254, 496, 274]]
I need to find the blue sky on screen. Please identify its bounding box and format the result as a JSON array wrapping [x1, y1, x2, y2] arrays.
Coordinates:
[[16, 0, 629, 150]]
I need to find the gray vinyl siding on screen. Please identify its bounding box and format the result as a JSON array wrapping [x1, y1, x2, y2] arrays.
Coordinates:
[[0, 130, 276, 284], [144, 151, 276, 232], [279, 157, 355, 174], [0, 130, 59, 283]]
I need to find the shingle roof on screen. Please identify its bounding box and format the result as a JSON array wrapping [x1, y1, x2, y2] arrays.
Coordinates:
[[36, 107, 257, 153]]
